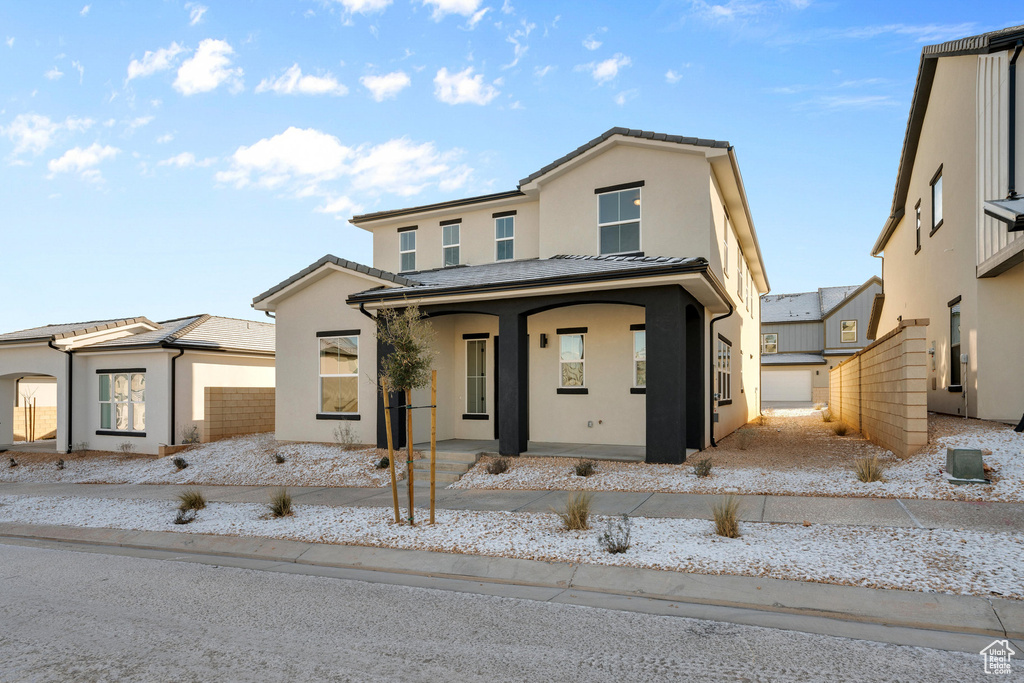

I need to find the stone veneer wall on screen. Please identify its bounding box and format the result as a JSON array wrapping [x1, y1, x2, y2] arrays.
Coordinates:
[[203, 387, 275, 443], [829, 320, 929, 459], [13, 406, 58, 441]]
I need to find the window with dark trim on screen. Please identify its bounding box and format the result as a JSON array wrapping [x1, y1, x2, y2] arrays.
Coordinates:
[[559, 333, 585, 388], [949, 300, 961, 387], [633, 330, 646, 388], [597, 187, 641, 255], [930, 166, 943, 234], [717, 337, 732, 404], [442, 223, 460, 267], [466, 338, 486, 414], [399, 229, 416, 272], [320, 335, 358, 414], [915, 200, 922, 254], [840, 320, 857, 343], [98, 371, 145, 432], [495, 215, 514, 261]]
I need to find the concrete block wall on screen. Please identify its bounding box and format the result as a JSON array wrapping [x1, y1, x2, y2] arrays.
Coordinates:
[[12, 406, 58, 441], [203, 387, 275, 443], [829, 320, 929, 459], [812, 387, 829, 406]]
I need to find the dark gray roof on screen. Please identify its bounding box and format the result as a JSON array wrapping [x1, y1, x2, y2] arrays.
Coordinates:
[[819, 285, 861, 316], [349, 254, 708, 302], [86, 315, 275, 354], [922, 24, 1024, 57], [762, 353, 826, 366], [761, 292, 822, 323], [0, 317, 158, 345], [253, 254, 416, 306]]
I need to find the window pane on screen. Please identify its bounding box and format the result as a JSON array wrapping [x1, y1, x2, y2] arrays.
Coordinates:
[[496, 216, 514, 239], [99, 374, 110, 401], [619, 189, 640, 221], [950, 304, 960, 346], [599, 224, 619, 255], [131, 373, 145, 402], [400, 231, 416, 251], [100, 402, 111, 429], [598, 192, 619, 223], [560, 334, 583, 361], [337, 337, 358, 374], [619, 222, 640, 252], [496, 239, 514, 261], [443, 224, 459, 246], [635, 360, 646, 387], [113, 374, 129, 401], [444, 245, 460, 267], [320, 338, 340, 375], [401, 251, 416, 272], [561, 362, 584, 387], [321, 376, 359, 413], [115, 403, 129, 430], [467, 377, 486, 413], [933, 175, 943, 226], [133, 403, 145, 431], [634, 330, 646, 360]]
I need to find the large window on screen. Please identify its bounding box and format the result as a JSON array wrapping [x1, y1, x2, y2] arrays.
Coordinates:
[[931, 166, 943, 233], [466, 339, 486, 414], [399, 229, 416, 272], [633, 330, 646, 388], [598, 187, 641, 255], [495, 215, 514, 261], [950, 300, 961, 386], [840, 320, 857, 343], [320, 335, 358, 414], [99, 372, 145, 432], [761, 333, 778, 354], [717, 337, 732, 404], [442, 223, 460, 267], [559, 333, 585, 387]]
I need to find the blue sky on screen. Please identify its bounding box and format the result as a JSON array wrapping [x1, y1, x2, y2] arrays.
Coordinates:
[[1, 1, 1020, 331]]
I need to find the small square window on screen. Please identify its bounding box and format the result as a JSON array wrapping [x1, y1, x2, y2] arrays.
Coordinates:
[[840, 320, 857, 343], [761, 333, 777, 354]]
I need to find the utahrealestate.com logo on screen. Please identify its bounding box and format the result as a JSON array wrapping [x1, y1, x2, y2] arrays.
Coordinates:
[[981, 640, 1015, 675]]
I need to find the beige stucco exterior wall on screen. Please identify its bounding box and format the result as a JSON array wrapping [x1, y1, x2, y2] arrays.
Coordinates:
[[0, 344, 69, 451], [14, 378, 57, 407], [272, 269, 380, 445]]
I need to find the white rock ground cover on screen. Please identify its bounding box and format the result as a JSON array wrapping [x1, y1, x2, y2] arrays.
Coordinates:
[[1, 494, 1021, 600], [0, 433, 402, 488], [454, 411, 1024, 503]]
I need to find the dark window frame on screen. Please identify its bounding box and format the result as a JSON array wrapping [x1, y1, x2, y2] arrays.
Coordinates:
[[929, 165, 943, 236]]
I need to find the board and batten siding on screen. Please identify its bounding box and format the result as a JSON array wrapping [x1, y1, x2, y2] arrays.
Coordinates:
[[824, 281, 882, 350], [760, 321, 823, 353]]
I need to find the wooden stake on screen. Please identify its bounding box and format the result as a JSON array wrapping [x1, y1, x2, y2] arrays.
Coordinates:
[[430, 370, 437, 525], [406, 388, 415, 526], [381, 379, 400, 524]]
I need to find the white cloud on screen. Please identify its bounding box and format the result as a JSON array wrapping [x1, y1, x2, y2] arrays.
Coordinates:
[[158, 151, 216, 168], [583, 36, 602, 50], [174, 39, 243, 95], [156, 133, 174, 144], [333, 0, 392, 15], [433, 67, 499, 105], [255, 64, 348, 96], [534, 65, 553, 78], [360, 71, 411, 101], [614, 89, 638, 106], [127, 115, 154, 129], [503, 20, 535, 69], [80, 5, 90, 16], [47, 143, 119, 181], [44, 67, 64, 80], [5, 37, 13, 48], [1, 113, 94, 156], [500, 0, 514, 14], [216, 127, 353, 189], [315, 195, 362, 216], [71, 60, 84, 83], [349, 138, 463, 195], [465, 7, 490, 28], [127, 42, 186, 81], [578, 53, 630, 84], [665, 66, 691, 84], [421, 0, 481, 21], [185, 2, 208, 25]]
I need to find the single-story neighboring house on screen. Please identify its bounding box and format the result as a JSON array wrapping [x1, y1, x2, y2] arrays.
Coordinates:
[[0, 315, 275, 455]]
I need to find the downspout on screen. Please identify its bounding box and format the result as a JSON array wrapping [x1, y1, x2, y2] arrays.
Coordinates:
[[166, 347, 185, 446], [1009, 40, 1022, 199], [708, 302, 734, 448], [47, 340, 73, 453], [264, 311, 275, 319]]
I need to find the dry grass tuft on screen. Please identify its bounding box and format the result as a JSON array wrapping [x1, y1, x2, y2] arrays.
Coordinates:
[[555, 491, 593, 531], [269, 488, 293, 518], [832, 422, 849, 437], [821, 409, 834, 423], [854, 456, 885, 483], [813, 403, 825, 411], [711, 495, 740, 538], [177, 488, 206, 512]]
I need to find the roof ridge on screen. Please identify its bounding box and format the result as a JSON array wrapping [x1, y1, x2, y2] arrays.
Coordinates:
[[165, 314, 212, 343]]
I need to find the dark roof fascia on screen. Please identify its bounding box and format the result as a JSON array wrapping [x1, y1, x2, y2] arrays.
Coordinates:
[[74, 341, 274, 357], [253, 255, 415, 306], [821, 276, 884, 319], [760, 318, 823, 325], [0, 336, 52, 346], [347, 259, 720, 305], [350, 190, 526, 224], [866, 292, 886, 340]]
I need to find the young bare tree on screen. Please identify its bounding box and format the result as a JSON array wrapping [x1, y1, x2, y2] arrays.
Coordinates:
[[377, 303, 436, 525]]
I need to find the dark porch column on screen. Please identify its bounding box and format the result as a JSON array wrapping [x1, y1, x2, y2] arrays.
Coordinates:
[[376, 337, 405, 449], [497, 311, 528, 455], [645, 288, 688, 463]]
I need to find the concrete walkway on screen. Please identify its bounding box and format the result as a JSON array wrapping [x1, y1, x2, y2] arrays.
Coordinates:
[[2, 481, 1023, 533]]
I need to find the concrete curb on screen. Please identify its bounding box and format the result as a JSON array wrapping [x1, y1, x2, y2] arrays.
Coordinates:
[[1, 521, 1020, 643]]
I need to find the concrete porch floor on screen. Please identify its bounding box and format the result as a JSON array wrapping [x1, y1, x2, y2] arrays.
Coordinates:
[[1, 439, 58, 454], [412, 439, 699, 463]]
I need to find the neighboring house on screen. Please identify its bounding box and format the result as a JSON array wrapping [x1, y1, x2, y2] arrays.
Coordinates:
[[760, 276, 882, 404], [253, 127, 770, 464], [0, 315, 275, 455], [869, 25, 1024, 423]]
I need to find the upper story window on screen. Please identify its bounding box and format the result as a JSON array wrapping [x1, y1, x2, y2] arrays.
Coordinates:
[[399, 228, 417, 272], [736, 252, 745, 301], [930, 165, 943, 234], [915, 200, 922, 254], [99, 371, 145, 432], [319, 335, 358, 414], [495, 214, 515, 261], [442, 222, 460, 267], [633, 329, 646, 388], [761, 333, 778, 354], [723, 236, 730, 278], [840, 320, 857, 343], [597, 185, 641, 255]]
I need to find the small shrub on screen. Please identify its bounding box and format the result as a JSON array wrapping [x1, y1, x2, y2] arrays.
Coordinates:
[[598, 514, 632, 554], [117, 441, 136, 456], [179, 423, 201, 445], [172, 456, 189, 471], [177, 488, 206, 512], [174, 508, 197, 525], [813, 403, 825, 411], [832, 423, 849, 437], [574, 459, 595, 477], [375, 456, 390, 469], [486, 456, 511, 475], [333, 424, 357, 449], [269, 489, 293, 518], [735, 429, 754, 450], [9, 457, 18, 468], [273, 453, 287, 464], [56, 459, 65, 470], [692, 457, 713, 478], [821, 409, 835, 423], [854, 456, 885, 483], [555, 492, 593, 531], [711, 495, 740, 538]]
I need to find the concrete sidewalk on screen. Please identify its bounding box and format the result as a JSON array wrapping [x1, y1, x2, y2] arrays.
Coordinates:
[[2, 481, 1023, 532], [1, 521, 1021, 655]]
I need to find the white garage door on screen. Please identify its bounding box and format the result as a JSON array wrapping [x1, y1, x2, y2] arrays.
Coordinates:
[[762, 369, 812, 402]]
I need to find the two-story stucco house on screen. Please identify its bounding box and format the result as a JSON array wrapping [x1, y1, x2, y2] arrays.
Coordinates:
[[254, 128, 769, 463], [760, 276, 882, 405], [869, 26, 1024, 424]]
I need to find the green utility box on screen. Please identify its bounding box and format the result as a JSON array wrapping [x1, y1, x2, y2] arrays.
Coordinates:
[[945, 447, 989, 484]]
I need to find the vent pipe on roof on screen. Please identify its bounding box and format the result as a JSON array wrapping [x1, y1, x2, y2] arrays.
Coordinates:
[[1009, 40, 1023, 199]]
